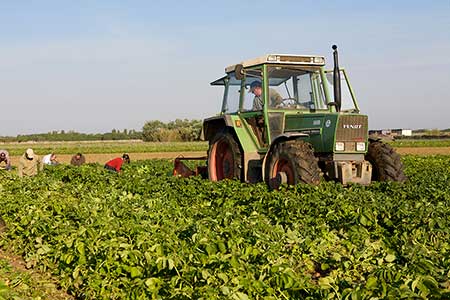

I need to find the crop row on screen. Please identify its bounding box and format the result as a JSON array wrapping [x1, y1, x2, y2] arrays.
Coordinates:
[[0, 156, 449, 299]]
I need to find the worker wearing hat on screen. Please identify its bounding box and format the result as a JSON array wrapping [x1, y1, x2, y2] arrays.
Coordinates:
[[18, 148, 43, 177], [249, 81, 283, 110], [0, 150, 11, 171]]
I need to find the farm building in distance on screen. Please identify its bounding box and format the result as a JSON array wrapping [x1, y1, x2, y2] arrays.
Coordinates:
[[369, 128, 413, 137]]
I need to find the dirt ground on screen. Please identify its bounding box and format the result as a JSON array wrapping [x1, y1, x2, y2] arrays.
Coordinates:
[[0, 249, 73, 299], [394, 147, 450, 156], [8, 148, 449, 166], [9, 151, 207, 166]]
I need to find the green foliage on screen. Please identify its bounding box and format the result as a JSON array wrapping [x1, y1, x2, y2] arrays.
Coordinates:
[[390, 139, 450, 148], [142, 119, 202, 142], [0, 156, 449, 299]]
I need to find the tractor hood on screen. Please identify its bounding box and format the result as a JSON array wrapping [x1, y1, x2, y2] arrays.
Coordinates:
[[281, 113, 369, 153]]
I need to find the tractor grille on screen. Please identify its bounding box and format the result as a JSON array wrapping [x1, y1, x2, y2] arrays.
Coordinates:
[[336, 115, 368, 141]]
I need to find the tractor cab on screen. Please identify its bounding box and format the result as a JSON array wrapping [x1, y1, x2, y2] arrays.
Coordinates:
[[211, 55, 360, 148]]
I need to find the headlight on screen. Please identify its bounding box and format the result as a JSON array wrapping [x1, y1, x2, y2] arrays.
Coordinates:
[[335, 142, 345, 151], [356, 142, 366, 151]]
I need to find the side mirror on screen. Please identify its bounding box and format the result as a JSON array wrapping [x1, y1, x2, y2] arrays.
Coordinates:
[[235, 64, 245, 80]]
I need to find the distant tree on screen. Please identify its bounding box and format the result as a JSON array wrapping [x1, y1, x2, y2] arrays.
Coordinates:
[[427, 129, 441, 136], [142, 119, 202, 142], [142, 120, 168, 142]]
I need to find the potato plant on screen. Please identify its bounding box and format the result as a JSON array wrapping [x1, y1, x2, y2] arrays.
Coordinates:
[[0, 156, 449, 299]]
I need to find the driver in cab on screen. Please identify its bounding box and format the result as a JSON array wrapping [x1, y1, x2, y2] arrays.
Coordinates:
[[249, 81, 282, 110]]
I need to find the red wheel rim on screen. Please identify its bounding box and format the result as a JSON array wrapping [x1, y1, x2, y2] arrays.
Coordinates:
[[271, 158, 295, 185], [210, 139, 234, 180]]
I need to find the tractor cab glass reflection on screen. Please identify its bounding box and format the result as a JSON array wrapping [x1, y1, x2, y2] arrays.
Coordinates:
[[267, 66, 328, 110]]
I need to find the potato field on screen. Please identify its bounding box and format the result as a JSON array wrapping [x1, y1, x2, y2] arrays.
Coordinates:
[[0, 156, 449, 299]]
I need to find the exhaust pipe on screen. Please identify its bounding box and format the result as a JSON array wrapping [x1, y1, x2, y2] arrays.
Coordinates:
[[332, 45, 342, 112]]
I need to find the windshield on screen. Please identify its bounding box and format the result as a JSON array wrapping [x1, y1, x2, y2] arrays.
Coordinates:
[[325, 70, 358, 112], [267, 66, 328, 110]]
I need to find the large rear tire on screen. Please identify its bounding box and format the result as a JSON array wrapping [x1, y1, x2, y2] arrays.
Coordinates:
[[265, 140, 321, 188], [365, 140, 407, 182], [208, 131, 242, 181]]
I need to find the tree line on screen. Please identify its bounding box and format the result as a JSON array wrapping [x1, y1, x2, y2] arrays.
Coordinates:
[[0, 119, 203, 142], [142, 119, 202, 142]]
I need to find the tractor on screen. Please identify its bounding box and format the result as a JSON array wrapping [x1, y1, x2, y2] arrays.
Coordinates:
[[174, 46, 406, 188]]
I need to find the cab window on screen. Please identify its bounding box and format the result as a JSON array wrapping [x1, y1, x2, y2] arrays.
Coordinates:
[[223, 73, 241, 113], [267, 66, 326, 110]]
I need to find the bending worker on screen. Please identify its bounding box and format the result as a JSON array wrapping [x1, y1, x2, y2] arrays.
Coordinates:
[[18, 148, 43, 177], [104, 154, 130, 173], [0, 150, 11, 171]]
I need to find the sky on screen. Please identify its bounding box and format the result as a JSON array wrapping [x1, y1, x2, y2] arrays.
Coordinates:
[[0, 0, 449, 135]]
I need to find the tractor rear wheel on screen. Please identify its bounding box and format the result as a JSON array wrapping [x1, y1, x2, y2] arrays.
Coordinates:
[[365, 140, 407, 182], [208, 131, 242, 181], [265, 140, 321, 189]]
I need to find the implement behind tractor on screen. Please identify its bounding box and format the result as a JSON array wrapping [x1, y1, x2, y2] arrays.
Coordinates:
[[173, 156, 207, 178], [174, 46, 406, 188]]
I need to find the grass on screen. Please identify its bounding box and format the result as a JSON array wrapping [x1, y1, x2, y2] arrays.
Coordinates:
[[1, 141, 208, 156], [389, 139, 450, 147]]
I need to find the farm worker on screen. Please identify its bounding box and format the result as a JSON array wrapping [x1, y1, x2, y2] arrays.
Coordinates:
[[18, 148, 43, 177], [70, 153, 86, 166], [104, 153, 130, 172], [0, 150, 12, 171], [249, 81, 282, 110], [42, 153, 59, 166]]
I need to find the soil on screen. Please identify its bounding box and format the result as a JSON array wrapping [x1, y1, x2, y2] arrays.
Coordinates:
[[394, 147, 450, 156], [0, 249, 74, 299], [9, 151, 207, 165], [8, 148, 449, 166]]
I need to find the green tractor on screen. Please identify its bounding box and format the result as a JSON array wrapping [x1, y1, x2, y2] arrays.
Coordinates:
[[174, 46, 406, 188]]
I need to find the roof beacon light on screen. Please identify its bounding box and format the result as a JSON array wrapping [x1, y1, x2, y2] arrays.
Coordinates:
[[313, 56, 325, 64]]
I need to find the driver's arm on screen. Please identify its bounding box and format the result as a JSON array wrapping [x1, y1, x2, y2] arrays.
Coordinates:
[[269, 88, 283, 107]]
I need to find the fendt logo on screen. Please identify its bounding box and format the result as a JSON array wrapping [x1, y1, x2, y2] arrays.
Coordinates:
[[343, 124, 362, 129]]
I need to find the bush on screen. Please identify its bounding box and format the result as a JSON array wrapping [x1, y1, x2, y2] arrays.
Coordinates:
[[142, 119, 202, 142]]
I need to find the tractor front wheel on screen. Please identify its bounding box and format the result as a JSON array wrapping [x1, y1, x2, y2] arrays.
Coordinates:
[[265, 140, 321, 189], [208, 131, 242, 181], [365, 140, 407, 182]]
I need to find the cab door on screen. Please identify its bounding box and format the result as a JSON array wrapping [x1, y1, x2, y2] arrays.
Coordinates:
[[238, 67, 269, 150]]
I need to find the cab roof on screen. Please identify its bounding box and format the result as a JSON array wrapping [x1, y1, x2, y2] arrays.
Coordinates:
[[211, 54, 326, 86], [224, 54, 325, 73]]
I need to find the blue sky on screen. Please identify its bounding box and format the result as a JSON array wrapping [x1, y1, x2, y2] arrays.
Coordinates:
[[0, 0, 449, 135]]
